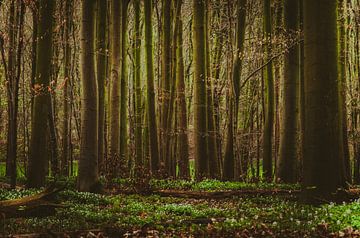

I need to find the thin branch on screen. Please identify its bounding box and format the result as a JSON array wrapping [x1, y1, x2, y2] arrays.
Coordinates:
[[240, 39, 303, 91]]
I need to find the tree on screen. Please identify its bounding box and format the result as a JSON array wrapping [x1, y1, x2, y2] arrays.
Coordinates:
[[144, 0, 160, 175], [338, 0, 351, 183], [262, 0, 274, 181], [27, 0, 55, 188], [205, 0, 220, 179], [303, 0, 346, 198], [133, 0, 143, 168], [119, 0, 130, 165], [193, 0, 208, 179], [78, 0, 99, 192], [96, 0, 107, 173], [109, 0, 121, 164], [277, 0, 299, 183], [223, 0, 247, 181], [175, 0, 189, 179], [6, 0, 25, 188], [62, 0, 73, 176], [161, 0, 172, 169]]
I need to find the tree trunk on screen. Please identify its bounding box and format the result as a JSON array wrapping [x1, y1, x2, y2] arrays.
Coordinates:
[[206, 0, 220, 179], [262, 0, 274, 181], [62, 0, 72, 176], [175, 0, 189, 179], [133, 0, 143, 169], [78, 0, 99, 192], [277, 0, 299, 183], [338, 0, 351, 183], [161, 0, 172, 169], [96, 0, 107, 174], [223, 0, 247, 181], [144, 0, 160, 175], [303, 0, 346, 198], [109, 0, 121, 165], [193, 0, 208, 179], [27, 0, 55, 188], [119, 0, 130, 169]]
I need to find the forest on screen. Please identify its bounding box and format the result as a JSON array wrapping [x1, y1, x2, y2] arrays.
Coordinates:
[[1, 0, 360, 237]]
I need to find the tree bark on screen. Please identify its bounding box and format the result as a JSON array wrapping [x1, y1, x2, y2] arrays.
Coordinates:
[[78, 0, 99, 192], [303, 0, 346, 198], [262, 0, 274, 181], [133, 0, 143, 168], [175, 0, 189, 179], [277, 0, 300, 183], [28, 0, 55, 188], [96, 0, 107, 174], [193, 0, 209, 179], [144, 0, 160, 175]]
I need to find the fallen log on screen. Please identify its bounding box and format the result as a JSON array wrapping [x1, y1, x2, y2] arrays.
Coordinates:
[[153, 189, 300, 199], [0, 185, 65, 218]]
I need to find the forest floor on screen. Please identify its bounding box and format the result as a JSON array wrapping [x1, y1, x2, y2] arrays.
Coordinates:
[[1, 179, 360, 237]]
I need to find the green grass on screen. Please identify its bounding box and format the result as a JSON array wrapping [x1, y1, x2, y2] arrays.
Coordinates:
[[1, 181, 359, 236], [0, 162, 26, 178], [0, 161, 79, 179]]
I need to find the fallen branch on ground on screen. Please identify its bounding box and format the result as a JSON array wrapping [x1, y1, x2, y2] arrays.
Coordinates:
[[153, 189, 300, 199], [0, 184, 65, 218]]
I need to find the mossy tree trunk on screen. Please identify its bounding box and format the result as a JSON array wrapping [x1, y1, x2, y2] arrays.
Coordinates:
[[27, 0, 55, 188], [96, 0, 107, 174], [133, 0, 143, 168], [109, 0, 121, 165], [262, 0, 274, 181], [119, 0, 130, 169], [223, 0, 247, 181], [193, 0, 209, 179], [303, 0, 346, 197], [145, 0, 160, 175], [6, 0, 25, 188], [161, 0, 172, 169]]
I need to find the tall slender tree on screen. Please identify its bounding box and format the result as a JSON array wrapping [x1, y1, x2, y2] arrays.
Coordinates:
[[6, 0, 25, 188], [96, 0, 107, 173], [262, 0, 274, 180], [175, 0, 189, 179], [119, 0, 130, 166], [277, 0, 300, 183], [62, 0, 73, 176], [223, 0, 247, 181], [110, 0, 121, 163], [144, 0, 160, 175], [193, 0, 208, 179], [78, 0, 99, 192], [133, 0, 143, 168], [161, 0, 172, 168], [205, 0, 220, 179], [28, 0, 55, 188], [338, 0, 351, 183]]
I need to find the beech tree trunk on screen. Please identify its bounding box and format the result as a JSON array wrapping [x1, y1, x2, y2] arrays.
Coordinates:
[[78, 0, 99, 192], [277, 0, 299, 183], [28, 0, 55, 188], [193, 0, 209, 179], [144, 0, 160, 175], [262, 0, 274, 181], [303, 0, 346, 197]]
